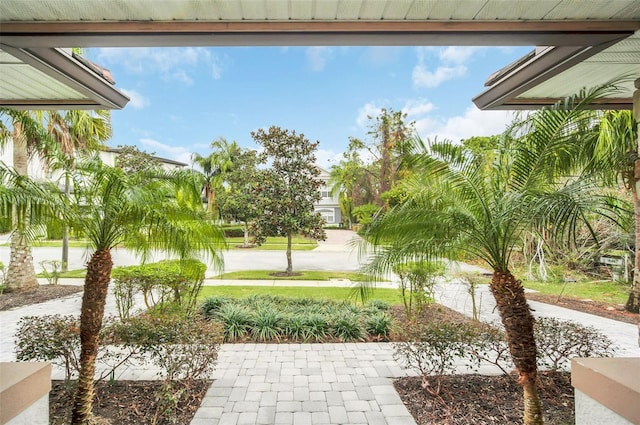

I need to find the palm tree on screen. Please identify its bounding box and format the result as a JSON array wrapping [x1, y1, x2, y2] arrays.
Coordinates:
[[0, 109, 57, 291], [45, 110, 112, 271], [192, 137, 240, 217], [63, 158, 226, 424], [358, 87, 623, 425], [584, 110, 639, 312]]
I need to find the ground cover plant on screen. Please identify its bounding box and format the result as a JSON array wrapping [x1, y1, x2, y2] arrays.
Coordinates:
[[200, 293, 393, 342]]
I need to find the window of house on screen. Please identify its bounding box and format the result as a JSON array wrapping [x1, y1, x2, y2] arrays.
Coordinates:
[[318, 209, 334, 224]]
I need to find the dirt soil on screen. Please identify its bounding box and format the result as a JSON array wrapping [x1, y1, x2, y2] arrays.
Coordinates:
[[49, 379, 210, 425], [526, 292, 638, 324], [0, 285, 82, 311], [395, 371, 573, 425]]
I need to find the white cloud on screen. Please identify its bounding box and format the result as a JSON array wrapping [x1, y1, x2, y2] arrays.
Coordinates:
[[415, 105, 515, 143], [402, 99, 435, 117], [120, 89, 149, 109], [356, 102, 383, 129], [95, 47, 226, 84], [315, 148, 344, 170], [438, 46, 481, 64], [412, 46, 485, 89], [139, 138, 194, 165], [412, 64, 467, 88], [306, 47, 333, 71]]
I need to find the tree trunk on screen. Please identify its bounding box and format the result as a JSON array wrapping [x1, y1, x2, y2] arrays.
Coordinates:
[[286, 232, 293, 275], [71, 249, 113, 425], [490, 270, 543, 425], [626, 154, 640, 313], [243, 222, 250, 247], [6, 121, 38, 291], [62, 174, 70, 272]]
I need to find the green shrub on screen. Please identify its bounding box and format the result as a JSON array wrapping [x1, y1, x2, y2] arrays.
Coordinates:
[[110, 313, 223, 381], [15, 315, 133, 382], [0, 261, 6, 294], [40, 260, 63, 285], [534, 317, 616, 371], [395, 260, 445, 319], [393, 321, 476, 396], [111, 259, 206, 318], [331, 313, 366, 341], [221, 225, 246, 238], [466, 322, 513, 375], [15, 315, 81, 381]]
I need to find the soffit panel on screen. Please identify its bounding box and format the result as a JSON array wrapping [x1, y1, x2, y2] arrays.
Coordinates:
[[519, 30, 640, 100], [2, 0, 640, 22], [0, 63, 84, 101]]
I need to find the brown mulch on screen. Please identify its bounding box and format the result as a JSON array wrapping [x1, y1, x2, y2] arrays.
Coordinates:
[[395, 371, 574, 425], [0, 285, 83, 311], [526, 293, 639, 324], [49, 379, 210, 425]]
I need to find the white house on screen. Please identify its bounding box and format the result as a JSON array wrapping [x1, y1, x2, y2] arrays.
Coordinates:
[[314, 167, 342, 227], [0, 144, 187, 183]]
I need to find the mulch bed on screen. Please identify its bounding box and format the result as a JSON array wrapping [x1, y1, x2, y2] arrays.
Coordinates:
[[395, 371, 574, 425], [0, 285, 82, 311], [526, 292, 638, 324], [49, 379, 210, 425]]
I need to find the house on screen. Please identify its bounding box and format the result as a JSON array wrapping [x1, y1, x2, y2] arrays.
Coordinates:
[[0, 144, 187, 184], [314, 167, 342, 227]]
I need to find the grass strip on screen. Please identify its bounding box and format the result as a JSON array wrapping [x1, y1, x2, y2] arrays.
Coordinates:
[[199, 285, 403, 305]]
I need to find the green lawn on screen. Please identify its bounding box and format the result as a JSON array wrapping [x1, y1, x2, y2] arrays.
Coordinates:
[[523, 279, 630, 305], [210, 270, 378, 281], [226, 236, 318, 251], [198, 285, 403, 305], [36, 268, 86, 278]]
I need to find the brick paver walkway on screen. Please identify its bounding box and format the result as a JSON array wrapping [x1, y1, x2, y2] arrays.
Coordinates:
[[191, 343, 417, 425]]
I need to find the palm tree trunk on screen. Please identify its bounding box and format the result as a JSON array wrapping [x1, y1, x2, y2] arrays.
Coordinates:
[[62, 174, 70, 272], [286, 232, 293, 275], [7, 121, 38, 291], [626, 159, 640, 313], [490, 270, 543, 425], [71, 249, 113, 425]]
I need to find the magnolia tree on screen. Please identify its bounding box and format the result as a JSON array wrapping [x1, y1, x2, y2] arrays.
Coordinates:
[[250, 126, 326, 275]]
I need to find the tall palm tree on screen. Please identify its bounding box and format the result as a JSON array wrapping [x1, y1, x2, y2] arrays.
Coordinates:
[[584, 110, 639, 311], [0, 109, 57, 291], [192, 137, 240, 217], [358, 87, 623, 425], [45, 110, 112, 271], [63, 158, 226, 424]]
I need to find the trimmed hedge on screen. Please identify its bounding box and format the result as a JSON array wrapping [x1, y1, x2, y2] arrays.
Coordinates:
[[111, 259, 206, 318]]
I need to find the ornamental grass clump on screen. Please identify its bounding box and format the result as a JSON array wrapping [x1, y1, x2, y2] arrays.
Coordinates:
[[331, 313, 366, 341], [216, 303, 252, 342], [251, 308, 284, 342]]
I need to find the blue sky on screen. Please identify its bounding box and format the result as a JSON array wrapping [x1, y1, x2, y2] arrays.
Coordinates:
[[86, 45, 531, 168]]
